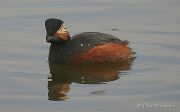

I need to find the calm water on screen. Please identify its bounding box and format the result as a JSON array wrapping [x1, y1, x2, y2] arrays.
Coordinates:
[[0, 0, 180, 112]]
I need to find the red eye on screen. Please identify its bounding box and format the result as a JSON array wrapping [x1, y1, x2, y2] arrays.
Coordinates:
[[54, 32, 59, 36]]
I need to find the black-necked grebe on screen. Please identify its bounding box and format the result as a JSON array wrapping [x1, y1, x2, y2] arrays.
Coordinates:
[[45, 18, 135, 64]]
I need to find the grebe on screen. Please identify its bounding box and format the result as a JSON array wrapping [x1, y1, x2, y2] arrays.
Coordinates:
[[45, 18, 135, 64]]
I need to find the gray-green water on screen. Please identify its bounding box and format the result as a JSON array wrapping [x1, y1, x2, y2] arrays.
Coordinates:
[[0, 0, 180, 112]]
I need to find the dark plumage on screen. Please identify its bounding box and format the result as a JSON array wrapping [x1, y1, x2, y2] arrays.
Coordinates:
[[45, 18, 135, 64]]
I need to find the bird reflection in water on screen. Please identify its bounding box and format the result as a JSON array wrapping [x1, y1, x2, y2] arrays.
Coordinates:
[[48, 61, 134, 101]]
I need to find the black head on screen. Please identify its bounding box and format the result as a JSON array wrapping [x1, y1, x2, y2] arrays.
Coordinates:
[[45, 18, 70, 43]]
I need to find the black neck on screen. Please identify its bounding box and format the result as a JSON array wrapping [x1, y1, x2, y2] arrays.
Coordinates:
[[48, 43, 67, 64]]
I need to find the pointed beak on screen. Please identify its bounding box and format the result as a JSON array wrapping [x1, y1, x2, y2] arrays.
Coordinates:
[[46, 36, 61, 43]]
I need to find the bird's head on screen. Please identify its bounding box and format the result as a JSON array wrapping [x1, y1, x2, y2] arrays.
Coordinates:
[[45, 18, 70, 43]]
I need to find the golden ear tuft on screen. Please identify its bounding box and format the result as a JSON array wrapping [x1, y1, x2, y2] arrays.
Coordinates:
[[55, 24, 70, 41]]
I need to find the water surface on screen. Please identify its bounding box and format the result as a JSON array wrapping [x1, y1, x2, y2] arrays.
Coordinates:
[[0, 0, 180, 112]]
